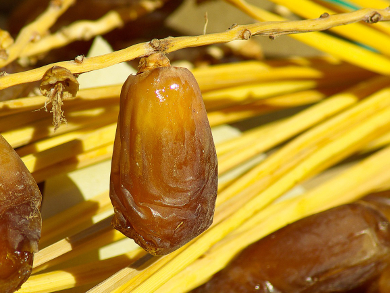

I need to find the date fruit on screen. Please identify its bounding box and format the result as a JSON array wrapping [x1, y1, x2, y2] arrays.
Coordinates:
[[110, 53, 218, 255], [0, 134, 42, 293], [193, 201, 390, 293]]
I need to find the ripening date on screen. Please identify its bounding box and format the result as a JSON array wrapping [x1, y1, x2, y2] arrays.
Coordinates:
[[192, 198, 390, 293], [109, 54, 218, 255], [0, 134, 42, 293]]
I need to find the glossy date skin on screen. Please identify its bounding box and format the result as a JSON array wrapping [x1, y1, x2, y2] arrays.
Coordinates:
[[110, 60, 218, 255], [0, 135, 42, 293], [193, 202, 390, 293]]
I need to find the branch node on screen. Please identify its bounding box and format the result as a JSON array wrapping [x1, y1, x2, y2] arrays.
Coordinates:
[[203, 12, 209, 35], [150, 39, 162, 50], [320, 12, 330, 19], [74, 55, 85, 64], [241, 29, 252, 40], [149, 38, 170, 52], [366, 12, 382, 23]]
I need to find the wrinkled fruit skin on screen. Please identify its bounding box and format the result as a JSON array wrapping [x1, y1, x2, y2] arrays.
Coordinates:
[[110, 66, 218, 255], [0, 135, 42, 293], [193, 202, 390, 293]]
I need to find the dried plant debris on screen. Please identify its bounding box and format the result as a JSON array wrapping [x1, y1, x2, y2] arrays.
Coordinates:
[[39, 66, 79, 130]]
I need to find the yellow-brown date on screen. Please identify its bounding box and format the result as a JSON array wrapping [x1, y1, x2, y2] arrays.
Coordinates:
[[193, 198, 390, 293], [110, 54, 218, 255], [0, 135, 42, 293]]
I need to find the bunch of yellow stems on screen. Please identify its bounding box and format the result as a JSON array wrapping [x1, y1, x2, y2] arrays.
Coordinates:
[[1, 0, 390, 292]]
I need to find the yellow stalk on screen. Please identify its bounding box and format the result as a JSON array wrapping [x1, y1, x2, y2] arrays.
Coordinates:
[[217, 76, 390, 175], [0, 85, 120, 118], [2, 7, 390, 89], [192, 59, 370, 92], [2, 105, 118, 148], [210, 88, 345, 135], [267, 0, 390, 55], [20, 248, 147, 293], [0, 0, 75, 68], [347, 0, 390, 35], [349, 0, 390, 9], [0, 107, 49, 133], [0, 96, 47, 117], [21, 123, 116, 173], [33, 217, 124, 273], [159, 144, 390, 292], [361, 130, 390, 153], [224, 0, 390, 74], [16, 124, 104, 156], [216, 121, 283, 157], [32, 143, 114, 183], [323, 1, 390, 36], [87, 89, 390, 292], [0, 97, 118, 134], [40, 191, 111, 246], [87, 244, 195, 293], [88, 83, 390, 292], [19, 0, 165, 59], [203, 80, 318, 110], [127, 97, 390, 293], [216, 83, 390, 205]]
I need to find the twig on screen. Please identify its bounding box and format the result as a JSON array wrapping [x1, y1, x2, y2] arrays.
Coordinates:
[[21, 123, 116, 173], [215, 83, 390, 205], [158, 144, 390, 293], [203, 12, 209, 35], [203, 80, 319, 110], [265, 0, 390, 55], [0, 84, 120, 117], [224, 0, 390, 74], [1, 7, 390, 90], [207, 89, 328, 127], [2, 104, 119, 148], [0, 0, 76, 68], [39, 190, 111, 245], [32, 216, 121, 273], [20, 249, 146, 293], [19, 0, 166, 60], [88, 80, 390, 293], [217, 76, 390, 174], [121, 104, 390, 292]]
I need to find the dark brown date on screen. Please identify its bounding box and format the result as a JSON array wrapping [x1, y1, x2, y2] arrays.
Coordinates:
[[0, 135, 42, 293], [193, 201, 390, 293], [110, 54, 218, 255]]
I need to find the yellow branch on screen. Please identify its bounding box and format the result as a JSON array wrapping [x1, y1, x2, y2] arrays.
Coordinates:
[[266, 0, 390, 55], [225, 0, 390, 74], [125, 104, 390, 293], [157, 143, 390, 292], [19, 0, 166, 60], [1, 7, 390, 90], [0, 0, 76, 68]]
